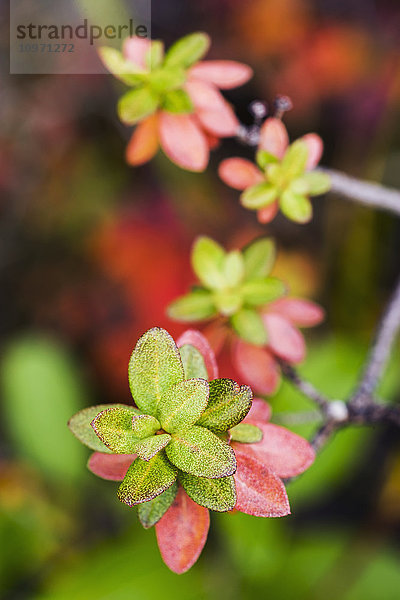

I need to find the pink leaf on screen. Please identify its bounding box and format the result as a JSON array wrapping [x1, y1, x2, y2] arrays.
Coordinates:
[[123, 37, 151, 70], [219, 158, 264, 190], [233, 340, 281, 396], [244, 397, 272, 423], [177, 329, 219, 379], [156, 487, 210, 574], [257, 201, 279, 223], [185, 80, 227, 111], [266, 298, 325, 327], [301, 133, 324, 170], [234, 422, 315, 478], [263, 313, 306, 364], [126, 114, 159, 166], [159, 112, 209, 172], [87, 452, 136, 481], [189, 60, 253, 89], [258, 117, 289, 159], [234, 450, 290, 517], [196, 102, 239, 137]]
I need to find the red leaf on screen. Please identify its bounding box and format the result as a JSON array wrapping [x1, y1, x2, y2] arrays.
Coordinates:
[[219, 158, 264, 190], [155, 487, 210, 573], [87, 452, 136, 481], [159, 112, 209, 172], [258, 117, 289, 159], [266, 297, 325, 327], [244, 397, 272, 423], [126, 115, 159, 166], [176, 329, 219, 379], [263, 313, 306, 364], [257, 201, 279, 223], [234, 450, 290, 517], [234, 422, 315, 478], [301, 133, 323, 169], [233, 340, 281, 395], [189, 60, 253, 89]]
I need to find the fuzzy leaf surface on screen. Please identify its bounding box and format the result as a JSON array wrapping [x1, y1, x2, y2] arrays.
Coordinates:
[[179, 344, 208, 380], [87, 452, 136, 481], [138, 481, 178, 528], [197, 378, 252, 432], [129, 327, 184, 416], [132, 434, 171, 461], [179, 472, 236, 512], [117, 453, 177, 507], [131, 414, 160, 439], [230, 423, 263, 443], [91, 406, 140, 454], [164, 32, 210, 69], [166, 425, 236, 478], [158, 379, 209, 433]]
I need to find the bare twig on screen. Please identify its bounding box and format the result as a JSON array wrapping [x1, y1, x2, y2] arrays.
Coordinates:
[[279, 361, 329, 409]]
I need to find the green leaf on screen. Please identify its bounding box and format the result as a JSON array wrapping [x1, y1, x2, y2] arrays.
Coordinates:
[[98, 46, 146, 86], [291, 171, 331, 196], [167, 290, 216, 322], [192, 236, 226, 290], [118, 453, 178, 507], [281, 139, 309, 179], [179, 472, 236, 512], [241, 182, 277, 210], [213, 290, 243, 317], [131, 414, 161, 439], [166, 425, 236, 478], [128, 327, 184, 416], [138, 481, 178, 528], [256, 150, 279, 170], [132, 434, 171, 461], [162, 89, 194, 113], [91, 407, 139, 454], [241, 277, 287, 307], [117, 87, 159, 125], [280, 189, 313, 223], [164, 32, 210, 68], [230, 423, 263, 443], [179, 345, 208, 380], [68, 404, 140, 453], [243, 238, 276, 280], [230, 308, 268, 346], [148, 67, 186, 93], [197, 378, 252, 432], [222, 250, 245, 288], [146, 40, 164, 70], [158, 379, 209, 433]]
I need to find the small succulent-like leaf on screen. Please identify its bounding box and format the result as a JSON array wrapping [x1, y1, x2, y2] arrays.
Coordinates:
[[242, 277, 286, 307], [117, 453, 177, 507], [213, 290, 243, 317], [256, 150, 279, 170], [231, 308, 268, 346], [234, 449, 290, 517], [118, 87, 159, 125], [132, 434, 171, 461], [128, 327, 184, 417], [155, 487, 210, 574], [281, 139, 309, 179], [138, 481, 178, 528], [87, 452, 136, 481], [148, 67, 186, 93], [164, 32, 211, 69], [162, 89, 194, 113], [222, 250, 245, 288], [131, 414, 161, 439], [176, 329, 219, 380], [167, 290, 216, 321], [146, 40, 164, 70], [197, 378, 252, 432], [91, 407, 139, 454], [241, 182, 277, 210], [192, 236, 226, 290], [179, 344, 208, 380], [158, 379, 209, 433], [242, 238, 276, 280], [179, 472, 236, 512], [280, 189, 313, 223], [292, 171, 331, 196], [68, 404, 139, 452], [98, 46, 146, 85], [230, 423, 263, 443], [166, 426, 236, 478]]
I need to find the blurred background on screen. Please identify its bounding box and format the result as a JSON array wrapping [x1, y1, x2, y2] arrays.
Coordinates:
[[1, 0, 400, 598]]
